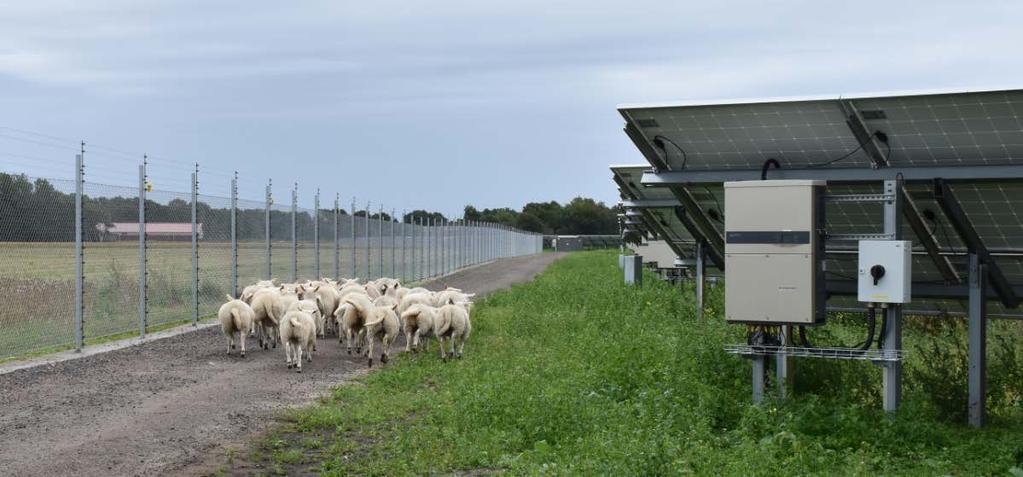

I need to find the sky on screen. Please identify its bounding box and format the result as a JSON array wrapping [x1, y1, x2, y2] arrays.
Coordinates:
[[2, 0, 1023, 215]]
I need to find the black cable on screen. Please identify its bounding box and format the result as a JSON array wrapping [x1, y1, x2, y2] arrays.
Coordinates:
[[806, 131, 883, 168], [652, 135, 689, 170], [853, 307, 877, 351], [761, 158, 781, 179]]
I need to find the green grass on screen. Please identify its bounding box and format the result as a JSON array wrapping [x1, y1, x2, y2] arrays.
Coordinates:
[[243, 250, 1023, 476]]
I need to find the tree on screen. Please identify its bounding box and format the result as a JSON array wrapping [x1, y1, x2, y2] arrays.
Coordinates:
[[515, 212, 545, 233]]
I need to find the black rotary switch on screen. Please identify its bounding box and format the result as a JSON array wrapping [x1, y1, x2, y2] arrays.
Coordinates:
[[870, 264, 886, 285]]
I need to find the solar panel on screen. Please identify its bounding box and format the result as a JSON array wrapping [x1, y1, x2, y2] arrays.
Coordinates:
[[610, 165, 698, 259], [618, 88, 1023, 317], [620, 88, 1023, 171]]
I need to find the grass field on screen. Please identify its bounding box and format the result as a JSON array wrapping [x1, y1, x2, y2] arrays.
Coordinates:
[[233, 250, 1023, 476], [0, 240, 453, 359]]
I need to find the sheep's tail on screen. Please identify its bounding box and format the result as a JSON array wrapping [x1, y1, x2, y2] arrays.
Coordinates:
[[230, 307, 244, 332], [225, 294, 234, 302], [364, 312, 386, 329], [264, 299, 279, 325], [435, 313, 451, 337], [289, 315, 303, 328]]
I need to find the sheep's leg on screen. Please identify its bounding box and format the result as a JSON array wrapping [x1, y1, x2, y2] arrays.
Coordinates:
[[295, 344, 303, 372], [405, 330, 414, 352], [380, 334, 392, 364], [345, 328, 353, 354], [372, 329, 380, 366], [226, 334, 233, 355], [439, 336, 447, 361], [284, 342, 292, 368], [456, 334, 466, 358], [239, 330, 247, 358]]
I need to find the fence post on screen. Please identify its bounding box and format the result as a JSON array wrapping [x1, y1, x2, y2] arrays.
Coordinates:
[[391, 208, 396, 278], [291, 184, 297, 282], [265, 179, 272, 280], [231, 172, 238, 297], [314, 189, 320, 279], [401, 210, 407, 282], [414, 217, 420, 280], [351, 197, 357, 278], [378, 205, 384, 278], [191, 166, 199, 326], [365, 201, 371, 279], [334, 194, 340, 280], [138, 160, 147, 338], [74, 152, 84, 351]]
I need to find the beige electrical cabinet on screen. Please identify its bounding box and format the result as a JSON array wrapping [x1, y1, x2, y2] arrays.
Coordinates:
[[724, 180, 826, 324]]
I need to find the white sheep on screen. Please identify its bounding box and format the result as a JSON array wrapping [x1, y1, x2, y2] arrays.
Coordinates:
[[364, 303, 400, 367], [400, 303, 438, 353], [218, 295, 255, 357], [249, 288, 282, 350], [434, 304, 471, 361], [338, 293, 374, 355], [299, 284, 339, 338], [279, 307, 317, 372]]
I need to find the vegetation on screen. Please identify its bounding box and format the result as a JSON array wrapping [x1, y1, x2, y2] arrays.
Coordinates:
[[464, 197, 619, 235], [232, 251, 1023, 476]]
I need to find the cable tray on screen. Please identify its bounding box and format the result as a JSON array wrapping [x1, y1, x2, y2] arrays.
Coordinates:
[[724, 344, 905, 362]]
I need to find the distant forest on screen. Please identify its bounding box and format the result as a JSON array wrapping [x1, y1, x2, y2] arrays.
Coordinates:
[[0, 173, 618, 242]]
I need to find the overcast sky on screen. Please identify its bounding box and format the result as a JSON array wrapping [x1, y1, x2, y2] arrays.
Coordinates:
[[2, 0, 1022, 214]]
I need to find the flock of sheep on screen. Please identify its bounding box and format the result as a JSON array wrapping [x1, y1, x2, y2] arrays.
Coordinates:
[[217, 277, 473, 372]]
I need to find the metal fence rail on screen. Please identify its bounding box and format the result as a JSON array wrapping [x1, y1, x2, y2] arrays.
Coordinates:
[[0, 155, 543, 359]]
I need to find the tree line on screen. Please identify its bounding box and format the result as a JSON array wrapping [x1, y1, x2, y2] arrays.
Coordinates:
[[1, 173, 617, 242]]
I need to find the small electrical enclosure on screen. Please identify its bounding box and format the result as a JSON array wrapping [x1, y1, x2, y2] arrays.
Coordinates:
[[857, 240, 912, 303], [724, 180, 826, 324]]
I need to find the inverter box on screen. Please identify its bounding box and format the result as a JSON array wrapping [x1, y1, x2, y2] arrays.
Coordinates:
[[724, 180, 826, 324]]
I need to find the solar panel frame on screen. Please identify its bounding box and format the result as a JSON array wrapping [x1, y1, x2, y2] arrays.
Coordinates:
[[618, 88, 1023, 317]]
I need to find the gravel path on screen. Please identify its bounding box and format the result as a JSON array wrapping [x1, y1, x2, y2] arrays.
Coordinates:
[[0, 253, 564, 477]]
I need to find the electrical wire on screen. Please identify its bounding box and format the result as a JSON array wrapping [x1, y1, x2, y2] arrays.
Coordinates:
[[652, 135, 689, 170], [806, 131, 885, 168]]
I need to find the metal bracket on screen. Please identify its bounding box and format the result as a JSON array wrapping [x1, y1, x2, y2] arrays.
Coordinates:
[[839, 99, 889, 168], [934, 179, 1020, 308], [824, 193, 895, 203], [725, 344, 905, 362], [826, 233, 896, 241]]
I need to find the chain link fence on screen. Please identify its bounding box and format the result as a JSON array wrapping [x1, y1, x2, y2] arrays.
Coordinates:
[[0, 157, 543, 359]]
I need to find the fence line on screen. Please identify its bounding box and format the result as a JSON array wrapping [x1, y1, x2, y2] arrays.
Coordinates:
[[0, 155, 542, 359]]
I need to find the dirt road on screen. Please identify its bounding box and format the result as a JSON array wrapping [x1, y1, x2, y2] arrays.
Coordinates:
[[0, 253, 563, 477]]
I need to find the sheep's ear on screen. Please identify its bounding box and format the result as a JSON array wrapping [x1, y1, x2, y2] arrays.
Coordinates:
[[313, 285, 320, 292], [298, 285, 305, 293], [279, 285, 285, 291], [391, 303, 399, 311]]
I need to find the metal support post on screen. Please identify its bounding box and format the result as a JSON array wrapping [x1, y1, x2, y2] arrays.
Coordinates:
[[378, 206, 384, 278], [138, 161, 147, 338], [364, 202, 371, 279], [334, 194, 340, 279], [231, 172, 238, 298], [265, 180, 272, 279], [882, 179, 904, 413], [777, 325, 791, 399], [74, 153, 84, 351], [291, 184, 297, 282], [401, 210, 407, 282], [752, 356, 766, 404], [968, 253, 988, 427], [695, 241, 705, 321], [351, 198, 357, 278], [314, 189, 320, 279], [191, 167, 199, 326], [427, 218, 433, 278], [391, 209, 396, 278]]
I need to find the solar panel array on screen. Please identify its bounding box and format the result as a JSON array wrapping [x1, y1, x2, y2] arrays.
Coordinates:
[[618, 88, 1023, 316], [621, 88, 1023, 171], [610, 165, 698, 259]]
